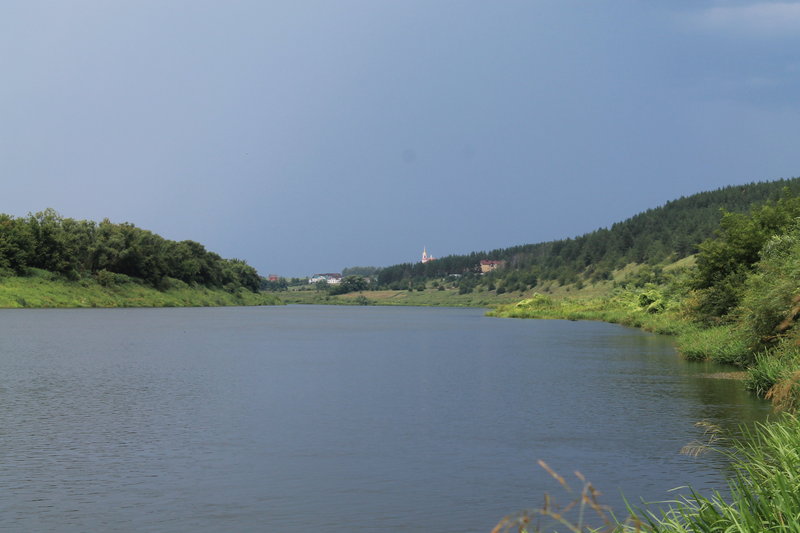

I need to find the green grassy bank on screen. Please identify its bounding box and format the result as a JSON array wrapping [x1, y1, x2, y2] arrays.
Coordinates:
[[279, 286, 538, 307], [490, 291, 800, 532], [487, 291, 690, 334], [278, 267, 621, 307], [489, 292, 800, 530], [490, 290, 800, 414], [0, 270, 282, 308], [494, 413, 800, 533]]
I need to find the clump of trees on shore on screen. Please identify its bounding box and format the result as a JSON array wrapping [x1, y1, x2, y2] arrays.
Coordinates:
[[0, 209, 260, 292]]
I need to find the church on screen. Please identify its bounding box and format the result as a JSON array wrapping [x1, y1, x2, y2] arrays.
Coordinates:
[[421, 247, 436, 263]]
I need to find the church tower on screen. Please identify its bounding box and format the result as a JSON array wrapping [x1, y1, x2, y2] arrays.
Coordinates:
[[421, 247, 434, 263]]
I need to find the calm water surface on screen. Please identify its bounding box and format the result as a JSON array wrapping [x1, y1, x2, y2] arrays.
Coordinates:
[[0, 306, 769, 532]]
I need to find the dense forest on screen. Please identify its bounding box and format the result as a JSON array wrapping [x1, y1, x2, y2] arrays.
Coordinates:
[[0, 209, 261, 292], [375, 177, 800, 290]]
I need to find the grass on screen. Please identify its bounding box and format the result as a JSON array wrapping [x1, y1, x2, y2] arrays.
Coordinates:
[[637, 415, 800, 533], [494, 415, 800, 533], [8, 263, 799, 533], [279, 286, 550, 307], [493, 462, 642, 533], [481, 258, 800, 531], [0, 270, 282, 308], [279, 261, 687, 309], [489, 288, 800, 409], [487, 291, 694, 337], [487, 267, 800, 531], [674, 325, 751, 365], [278, 265, 632, 308]]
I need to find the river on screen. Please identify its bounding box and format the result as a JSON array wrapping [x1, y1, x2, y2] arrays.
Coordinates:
[[0, 305, 770, 532]]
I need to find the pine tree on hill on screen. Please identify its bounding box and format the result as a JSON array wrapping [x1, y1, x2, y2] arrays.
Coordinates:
[[375, 177, 800, 288]]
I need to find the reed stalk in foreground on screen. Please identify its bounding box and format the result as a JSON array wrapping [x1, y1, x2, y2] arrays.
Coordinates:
[[492, 461, 645, 533], [495, 415, 800, 533], [640, 414, 800, 533]]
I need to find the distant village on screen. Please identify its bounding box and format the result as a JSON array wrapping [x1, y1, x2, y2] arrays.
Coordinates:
[[282, 248, 504, 285], [308, 272, 343, 285]]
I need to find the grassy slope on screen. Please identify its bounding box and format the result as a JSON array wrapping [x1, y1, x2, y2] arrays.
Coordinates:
[[281, 287, 533, 307], [280, 268, 623, 307], [0, 271, 282, 308], [485, 263, 800, 532]]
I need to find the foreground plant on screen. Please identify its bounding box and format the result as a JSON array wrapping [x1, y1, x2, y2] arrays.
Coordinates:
[[497, 415, 800, 532], [638, 415, 800, 533], [492, 461, 646, 533]]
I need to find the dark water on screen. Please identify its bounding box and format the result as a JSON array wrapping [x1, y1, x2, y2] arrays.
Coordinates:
[[0, 305, 769, 532]]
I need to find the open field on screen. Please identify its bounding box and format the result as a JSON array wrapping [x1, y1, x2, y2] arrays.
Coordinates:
[[278, 263, 644, 307], [280, 278, 620, 307]]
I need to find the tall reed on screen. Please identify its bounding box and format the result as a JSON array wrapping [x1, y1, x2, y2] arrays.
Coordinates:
[[496, 416, 800, 533], [639, 414, 800, 533], [492, 461, 646, 533]]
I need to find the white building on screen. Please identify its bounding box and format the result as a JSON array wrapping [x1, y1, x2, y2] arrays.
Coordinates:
[[309, 273, 343, 284], [421, 247, 436, 263]]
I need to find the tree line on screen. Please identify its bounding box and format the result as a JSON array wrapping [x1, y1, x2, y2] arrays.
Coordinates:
[[374, 178, 800, 291], [0, 209, 261, 292]]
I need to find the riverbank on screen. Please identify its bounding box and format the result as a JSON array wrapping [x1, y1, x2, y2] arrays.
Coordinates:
[[278, 287, 526, 307], [495, 412, 800, 533], [276, 274, 617, 307], [488, 292, 800, 533], [487, 292, 690, 334], [0, 271, 282, 308], [487, 293, 800, 533], [489, 291, 800, 412]]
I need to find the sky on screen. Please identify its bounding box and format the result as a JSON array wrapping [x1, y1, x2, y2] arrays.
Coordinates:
[[2, 1, 800, 277]]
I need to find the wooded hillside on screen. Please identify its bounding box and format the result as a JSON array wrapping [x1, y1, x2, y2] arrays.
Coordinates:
[[0, 209, 261, 292], [376, 178, 800, 290]]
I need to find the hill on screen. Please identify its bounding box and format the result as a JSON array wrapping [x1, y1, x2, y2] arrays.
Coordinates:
[[0, 209, 279, 307], [374, 177, 800, 291]]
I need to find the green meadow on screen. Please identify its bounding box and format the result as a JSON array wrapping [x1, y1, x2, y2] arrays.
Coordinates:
[[0, 269, 281, 308]]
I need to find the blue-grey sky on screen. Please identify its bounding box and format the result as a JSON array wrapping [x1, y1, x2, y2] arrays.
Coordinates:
[[3, 1, 800, 277]]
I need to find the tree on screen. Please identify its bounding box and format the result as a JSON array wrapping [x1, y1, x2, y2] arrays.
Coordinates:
[[0, 214, 34, 274], [692, 193, 800, 320], [0, 209, 266, 293], [342, 266, 380, 278], [329, 275, 368, 295]]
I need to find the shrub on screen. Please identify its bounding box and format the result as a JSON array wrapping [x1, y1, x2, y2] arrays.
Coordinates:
[[638, 288, 666, 314], [737, 229, 800, 347], [745, 350, 790, 396], [676, 325, 751, 365], [95, 269, 131, 287], [642, 415, 800, 532], [354, 295, 372, 306]]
